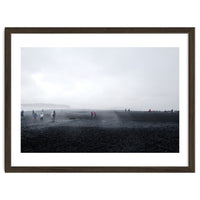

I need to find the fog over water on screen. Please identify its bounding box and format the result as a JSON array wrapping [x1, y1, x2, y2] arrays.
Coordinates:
[[21, 47, 179, 110]]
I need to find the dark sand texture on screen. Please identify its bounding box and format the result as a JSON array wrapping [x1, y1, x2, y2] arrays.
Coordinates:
[[21, 110, 179, 153]]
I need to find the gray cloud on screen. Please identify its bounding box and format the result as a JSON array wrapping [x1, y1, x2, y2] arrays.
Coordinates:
[[21, 47, 179, 110]]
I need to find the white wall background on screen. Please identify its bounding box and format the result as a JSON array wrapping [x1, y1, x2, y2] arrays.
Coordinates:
[[0, 0, 199, 200]]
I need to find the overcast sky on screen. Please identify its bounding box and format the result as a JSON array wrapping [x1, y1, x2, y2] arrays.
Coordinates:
[[21, 47, 179, 110]]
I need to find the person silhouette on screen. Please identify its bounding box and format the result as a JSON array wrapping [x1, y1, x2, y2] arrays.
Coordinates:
[[21, 110, 24, 117], [33, 112, 37, 120], [91, 112, 94, 118], [40, 111, 44, 120], [51, 110, 56, 121]]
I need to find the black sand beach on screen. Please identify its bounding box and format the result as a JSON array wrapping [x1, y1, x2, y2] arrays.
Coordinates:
[[21, 110, 179, 153]]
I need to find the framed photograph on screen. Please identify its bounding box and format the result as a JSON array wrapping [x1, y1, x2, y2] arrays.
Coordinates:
[[5, 27, 195, 172]]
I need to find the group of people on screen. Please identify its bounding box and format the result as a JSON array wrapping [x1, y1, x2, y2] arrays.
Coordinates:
[[125, 108, 131, 112], [32, 110, 46, 120], [33, 110, 56, 121], [22, 109, 97, 121], [21, 110, 56, 121], [91, 111, 97, 118]]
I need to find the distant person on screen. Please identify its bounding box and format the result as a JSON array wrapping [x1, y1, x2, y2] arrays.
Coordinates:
[[125, 109, 127, 112], [21, 110, 24, 117], [40, 112, 44, 120], [91, 112, 94, 118], [33, 112, 37, 120], [128, 109, 130, 112], [51, 110, 56, 121], [32, 110, 35, 116], [149, 109, 151, 112], [93, 111, 96, 118]]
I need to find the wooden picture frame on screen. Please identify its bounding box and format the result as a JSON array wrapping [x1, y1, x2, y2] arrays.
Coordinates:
[[5, 27, 195, 172]]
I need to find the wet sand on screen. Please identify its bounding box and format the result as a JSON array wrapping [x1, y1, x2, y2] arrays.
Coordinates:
[[21, 110, 179, 152]]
